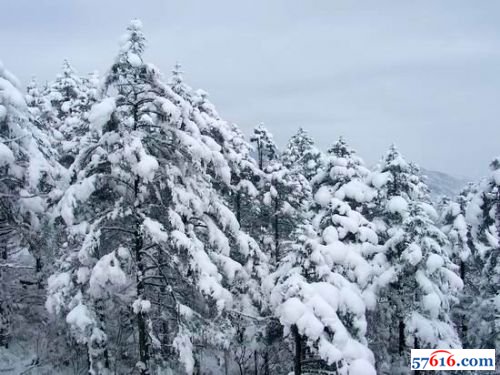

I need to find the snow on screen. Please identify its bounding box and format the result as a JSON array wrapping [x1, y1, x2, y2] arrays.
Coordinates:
[[315, 185, 332, 206], [132, 299, 152, 314], [127, 51, 142, 67], [76, 266, 91, 284], [143, 217, 169, 243], [88, 97, 115, 133], [45, 272, 72, 315], [296, 311, 324, 339], [322, 226, 339, 244], [160, 98, 181, 124], [371, 172, 390, 188], [403, 243, 423, 266], [89, 251, 129, 298], [420, 202, 438, 221], [387, 196, 408, 215], [0, 142, 14, 167], [0, 72, 27, 109], [349, 358, 377, 375], [493, 168, 500, 186], [407, 312, 435, 346], [58, 176, 97, 225], [280, 297, 306, 325], [426, 253, 444, 273], [422, 293, 441, 319], [335, 180, 375, 203], [135, 147, 159, 182], [66, 303, 93, 334], [173, 331, 195, 374]]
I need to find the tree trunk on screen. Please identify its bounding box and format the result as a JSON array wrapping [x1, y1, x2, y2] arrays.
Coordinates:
[[35, 255, 43, 290], [273, 198, 279, 263], [254, 350, 258, 375], [0, 245, 9, 349], [258, 142, 263, 170], [398, 320, 405, 355], [96, 300, 110, 369], [135, 226, 150, 375], [224, 349, 229, 375], [292, 325, 302, 375], [235, 191, 241, 224], [264, 351, 270, 375]]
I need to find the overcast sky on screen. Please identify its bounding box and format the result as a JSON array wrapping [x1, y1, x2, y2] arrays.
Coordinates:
[[1, 0, 499, 178]]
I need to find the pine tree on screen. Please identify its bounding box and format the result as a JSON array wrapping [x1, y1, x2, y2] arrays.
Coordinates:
[[168, 63, 263, 239], [282, 127, 324, 181], [465, 158, 500, 356], [0, 61, 58, 349], [368, 146, 462, 374], [40, 60, 95, 167], [271, 224, 376, 375], [257, 139, 312, 374], [167, 61, 274, 375], [46, 20, 270, 375], [269, 138, 378, 375], [250, 123, 279, 170], [261, 160, 311, 264], [439, 184, 479, 346]]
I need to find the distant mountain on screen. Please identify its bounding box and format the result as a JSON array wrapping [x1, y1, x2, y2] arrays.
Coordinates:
[[421, 168, 470, 202]]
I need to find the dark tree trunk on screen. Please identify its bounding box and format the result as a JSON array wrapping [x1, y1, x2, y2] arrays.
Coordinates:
[[254, 350, 258, 375], [0, 245, 10, 349], [135, 226, 150, 375], [264, 351, 270, 375], [273, 198, 279, 263], [224, 349, 229, 375], [35, 255, 43, 290], [236, 191, 241, 224], [258, 142, 263, 170], [133, 153, 149, 375], [292, 325, 302, 375], [398, 320, 405, 355]]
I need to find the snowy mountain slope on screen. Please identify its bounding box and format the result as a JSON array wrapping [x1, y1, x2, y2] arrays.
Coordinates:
[[421, 168, 470, 201]]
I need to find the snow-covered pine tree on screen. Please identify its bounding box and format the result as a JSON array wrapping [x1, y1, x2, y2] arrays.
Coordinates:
[[0, 61, 58, 349], [46, 20, 270, 375], [465, 158, 500, 357], [25, 77, 43, 119], [368, 145, 462, 374], [261, 160, 311, 264], [166, 61, 275, 374], [269, 137, 378, 375], [250, 123, 279, 170], [83, 71, 100, 104], [255, 133, 312, 374], [281, 127, 324, 181], [168, 63, 263, 240], [270, 226, 377, 375], [41, 60, 95, 168], [438, 183, 480, 346], [249, 124, 311, 264], [249, 123, 280, 251]]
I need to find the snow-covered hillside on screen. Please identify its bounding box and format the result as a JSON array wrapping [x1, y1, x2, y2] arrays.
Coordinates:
[[421, 168, 470, 201]]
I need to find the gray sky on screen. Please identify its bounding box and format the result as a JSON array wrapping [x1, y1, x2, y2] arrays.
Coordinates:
[[1, 0, 499, 179]]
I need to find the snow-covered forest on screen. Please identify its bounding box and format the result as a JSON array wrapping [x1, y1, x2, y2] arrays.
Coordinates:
[[0, 20, 498, 375]]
